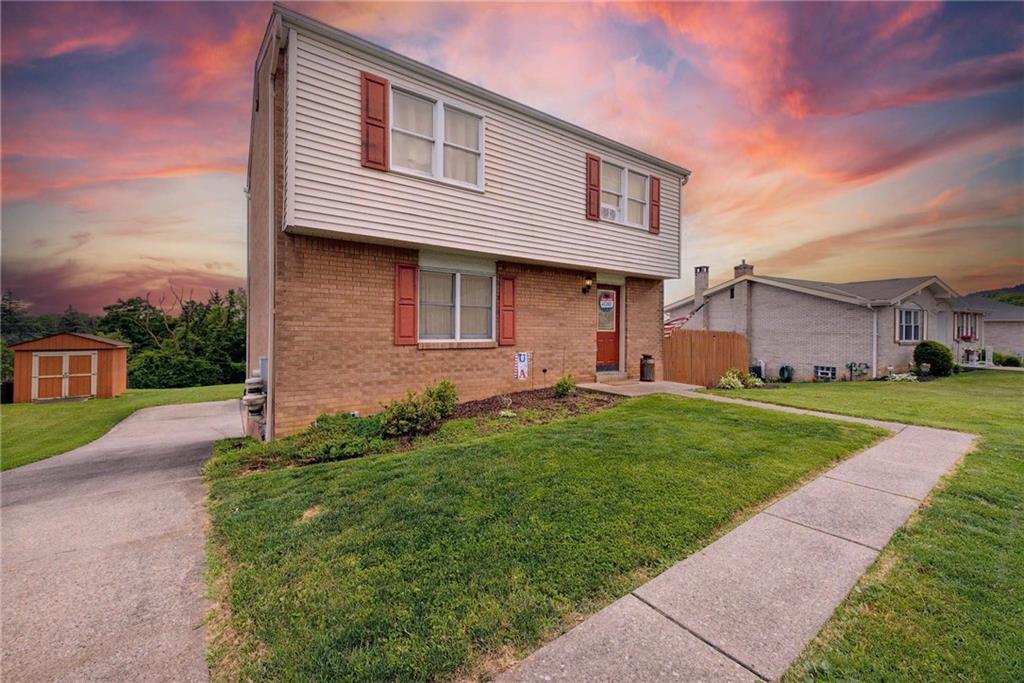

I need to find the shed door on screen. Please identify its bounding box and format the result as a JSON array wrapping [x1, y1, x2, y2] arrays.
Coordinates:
[[34, 355, 65, 400], [32, 352, 97, 400], [66, 352, 97, 398]]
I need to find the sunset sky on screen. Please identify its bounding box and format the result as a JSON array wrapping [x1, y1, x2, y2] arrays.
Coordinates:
[[2, 1, 1022, 313]]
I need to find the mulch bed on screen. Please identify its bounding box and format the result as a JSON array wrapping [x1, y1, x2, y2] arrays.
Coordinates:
[[453, 387, 619, 420]]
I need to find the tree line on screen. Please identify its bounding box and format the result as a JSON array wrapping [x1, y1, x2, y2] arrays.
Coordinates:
[[1, 289, 247, 388]]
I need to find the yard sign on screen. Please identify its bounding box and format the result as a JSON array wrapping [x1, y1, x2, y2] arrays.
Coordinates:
[[515, 352, 529, 381]]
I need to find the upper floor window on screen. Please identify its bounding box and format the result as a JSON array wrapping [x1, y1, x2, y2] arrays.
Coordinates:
[[600, 161, 648, 228], [898, 305, 923, 343], [391, 86, 483, 189]]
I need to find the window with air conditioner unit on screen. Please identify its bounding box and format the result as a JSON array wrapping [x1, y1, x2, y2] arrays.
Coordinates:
[[600, 160, 648, 228]]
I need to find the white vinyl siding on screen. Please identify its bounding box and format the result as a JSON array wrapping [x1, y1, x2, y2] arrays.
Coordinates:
[[285, 30, 682, 279]]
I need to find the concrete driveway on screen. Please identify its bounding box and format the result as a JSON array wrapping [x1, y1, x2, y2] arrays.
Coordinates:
[[1, 399, 242, 682]]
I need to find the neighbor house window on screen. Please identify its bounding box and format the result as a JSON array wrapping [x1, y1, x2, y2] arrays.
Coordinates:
[[898, 305, 923, 343], [956, 312, 978, 339], [599, 160, 648, 228], [814, 366, 837, 381], [419, 270, 494, 341], [391, 86, 484, 189]]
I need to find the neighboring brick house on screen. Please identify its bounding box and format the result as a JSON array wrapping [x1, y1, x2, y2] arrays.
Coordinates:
[[665, 262, 978, 381], [953, 295, 1024, 358], [246, 6, 689, 437]]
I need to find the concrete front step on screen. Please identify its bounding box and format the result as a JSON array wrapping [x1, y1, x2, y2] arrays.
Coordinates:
[[594, 371, 629, 383]]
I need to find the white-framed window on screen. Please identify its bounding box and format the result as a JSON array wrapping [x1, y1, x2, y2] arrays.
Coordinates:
[[898, 305, 923, 343], [599, 160, 648, 228], [814, 365, 837, 381], [418, 269, 495, 341], [955, 312, 978, 340], [390, 85, 484, 190]]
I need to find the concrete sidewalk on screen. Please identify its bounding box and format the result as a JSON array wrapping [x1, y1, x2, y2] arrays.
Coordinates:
[[500, 383, 976, 682]]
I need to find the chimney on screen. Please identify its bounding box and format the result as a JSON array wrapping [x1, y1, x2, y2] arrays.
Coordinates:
[[694, 266, 709, 312], [734, 259, 754, 278]]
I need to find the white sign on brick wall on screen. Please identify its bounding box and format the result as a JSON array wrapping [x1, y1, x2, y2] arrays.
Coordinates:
[[514, 352, 529, 381]]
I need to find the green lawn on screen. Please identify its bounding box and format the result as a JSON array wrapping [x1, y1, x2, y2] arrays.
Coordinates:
[[206, 394, 883, 681], [711, 370, 1024, 681], [0, 384, 243, 470]]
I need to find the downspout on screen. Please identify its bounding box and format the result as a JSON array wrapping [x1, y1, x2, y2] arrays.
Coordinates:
[[870, 305, 878, 379]]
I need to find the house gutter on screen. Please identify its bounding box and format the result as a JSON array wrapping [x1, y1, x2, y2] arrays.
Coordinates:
[[869, 305, 878, 378]]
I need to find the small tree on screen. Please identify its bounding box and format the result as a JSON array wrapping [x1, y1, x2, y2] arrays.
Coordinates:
[[913, 340, 953, 377]]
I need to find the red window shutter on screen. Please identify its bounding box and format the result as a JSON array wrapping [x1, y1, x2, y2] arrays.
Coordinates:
[[394, 263, 417, 345], [498, 276, 516, 346], [649, 175, 661, 234], [361, 72, 389, 171], [585, 153, 601, 221]]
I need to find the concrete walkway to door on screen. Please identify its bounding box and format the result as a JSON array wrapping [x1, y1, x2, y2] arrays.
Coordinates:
[[500, 382, 976, 682], [1, 399, 243, 682]]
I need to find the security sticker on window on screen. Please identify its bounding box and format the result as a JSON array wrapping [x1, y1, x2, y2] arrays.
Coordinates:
[[515, 352, 529, 381]]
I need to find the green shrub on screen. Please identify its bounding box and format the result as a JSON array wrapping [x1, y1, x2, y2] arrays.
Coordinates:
[[553, 374, 576, 397], [204, 413, 392, 479], [301, 413, 389, 460], [913, 340, 953, 377], [1001, 355, 1022, 367], [128, 348, 222, 388], [743, 373, 764, 388], [717, 369, 745, 390], [887, 372, 919, 383], [717, 368, 764, 389], [424, 379, 458, 417], [380, 380, 458, 437]]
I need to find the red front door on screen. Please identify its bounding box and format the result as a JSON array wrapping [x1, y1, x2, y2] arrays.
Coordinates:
[[596, 285, 620, 371]]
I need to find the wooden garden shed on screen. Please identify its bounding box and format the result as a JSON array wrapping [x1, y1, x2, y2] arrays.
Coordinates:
[[10, 333, 129, 403]]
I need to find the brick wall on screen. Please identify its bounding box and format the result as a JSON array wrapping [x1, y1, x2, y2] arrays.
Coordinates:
[[984, 321, 1024, 356], [747, 284, 873, 381], [876, 290, 951, 373], [270, 235, 665, 435], [624, 277, 665, 381]]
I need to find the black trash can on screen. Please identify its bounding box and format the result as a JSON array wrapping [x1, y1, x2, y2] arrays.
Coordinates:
[[0, 381, 13, 404], [640, 354, 655, 382]]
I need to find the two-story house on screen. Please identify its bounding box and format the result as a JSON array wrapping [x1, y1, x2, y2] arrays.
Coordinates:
[[246, 6, 690, 437]]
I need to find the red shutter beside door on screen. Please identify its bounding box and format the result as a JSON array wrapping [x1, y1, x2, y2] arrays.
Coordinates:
[[585, 153, 601, 221], [649, 175, 661, 234], [395, 263, 417, 345], [361, 72, 389, 171], [498, 276, 516, 346]]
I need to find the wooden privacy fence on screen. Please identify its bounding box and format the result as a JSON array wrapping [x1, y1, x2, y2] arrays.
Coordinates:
[[664, 329, 749, 387]]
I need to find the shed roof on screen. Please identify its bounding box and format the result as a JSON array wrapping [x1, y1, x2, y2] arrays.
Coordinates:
[[8, 332, 130, 350]]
